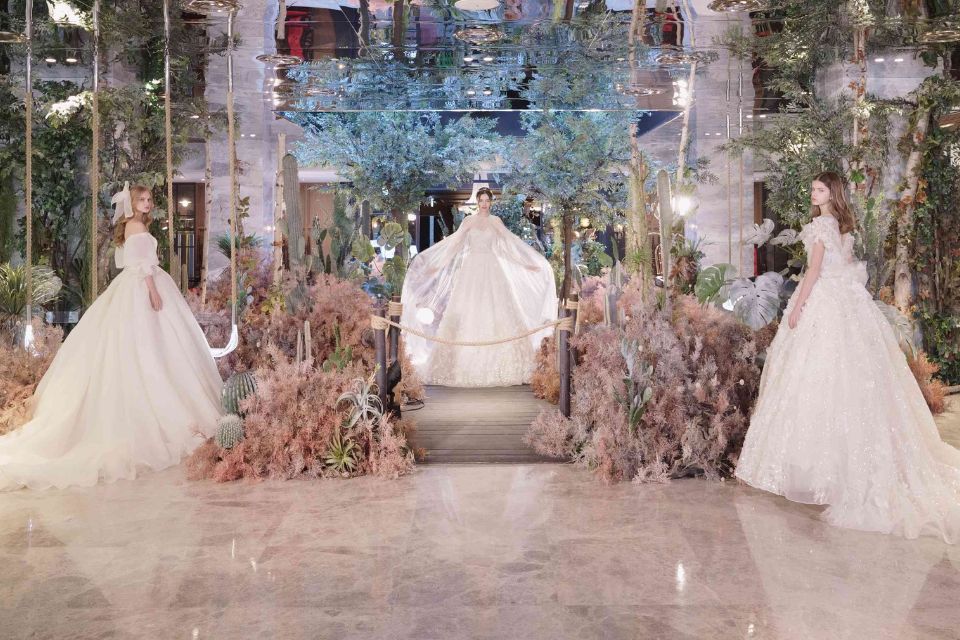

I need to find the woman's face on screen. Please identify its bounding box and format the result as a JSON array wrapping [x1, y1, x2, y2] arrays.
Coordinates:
[[134, 191, 154, 217], [478, 193, 492, 213], [811, 180, 831, 208]]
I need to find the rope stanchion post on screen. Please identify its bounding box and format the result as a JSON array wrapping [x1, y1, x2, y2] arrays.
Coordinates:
[[373, 304, 389, 411], [388, 295, 401, 364], [559, 303, 571, 418]]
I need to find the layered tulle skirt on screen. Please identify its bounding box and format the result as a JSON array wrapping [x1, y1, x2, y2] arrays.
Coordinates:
[[0, 268, 222, 490], [423, 251, 541, 387], [736, 262, 960, 543]]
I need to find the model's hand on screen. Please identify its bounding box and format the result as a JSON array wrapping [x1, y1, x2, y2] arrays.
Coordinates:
[[149, 288, 163, 312], [524, 264, 539, 272], [788, 306, 802, 329]]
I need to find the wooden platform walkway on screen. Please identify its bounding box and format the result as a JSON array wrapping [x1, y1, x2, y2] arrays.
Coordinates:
[[407, 385, 558, 464]]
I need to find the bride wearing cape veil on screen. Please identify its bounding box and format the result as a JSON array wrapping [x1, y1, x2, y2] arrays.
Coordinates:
[[400, 188, 558, 387]]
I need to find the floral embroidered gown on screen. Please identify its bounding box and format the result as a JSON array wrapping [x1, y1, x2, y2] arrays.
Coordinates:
[[736, 215, 960, 543]]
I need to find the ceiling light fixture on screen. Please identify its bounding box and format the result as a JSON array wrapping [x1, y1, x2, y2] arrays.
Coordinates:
[[453, 26, 503, 44], [453, 0, 500, 10], [707, 0, 769, 11], [256, 53, 303, 67], [621, 86, 666, 97], [183, 0, 242, 14], [656, 48, 715, 66]]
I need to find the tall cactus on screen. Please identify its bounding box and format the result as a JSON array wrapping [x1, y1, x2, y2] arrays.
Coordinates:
[[282, 153, 304, 269], [656, 169, 673, 312]]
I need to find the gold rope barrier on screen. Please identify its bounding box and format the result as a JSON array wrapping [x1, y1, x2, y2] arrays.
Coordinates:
[[386, 300, 403, 317], [369, 315, 572, 347]]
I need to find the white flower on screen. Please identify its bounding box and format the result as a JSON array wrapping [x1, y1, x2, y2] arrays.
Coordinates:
[[45, 92, 91, 125]]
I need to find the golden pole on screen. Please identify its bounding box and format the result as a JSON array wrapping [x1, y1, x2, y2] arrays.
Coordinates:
[[737, 54, 744, 274], [163, 0, 176, 278], [23, 0, 34, 344], [726, 49, 732, 265], [89, 0, 100, 299], [227, 10, 238, 325]]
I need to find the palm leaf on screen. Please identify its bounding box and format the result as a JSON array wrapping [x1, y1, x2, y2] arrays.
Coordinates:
[[0, 264, 62, 316], [695, 263, 736, 305]]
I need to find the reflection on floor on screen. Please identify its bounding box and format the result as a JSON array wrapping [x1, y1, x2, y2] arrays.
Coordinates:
[[1, 401, 959, 640]]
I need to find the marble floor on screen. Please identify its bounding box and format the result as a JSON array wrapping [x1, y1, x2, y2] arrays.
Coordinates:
[[2, 404, 960, 640]]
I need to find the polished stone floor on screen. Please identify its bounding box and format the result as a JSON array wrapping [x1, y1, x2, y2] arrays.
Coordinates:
[[2, 403, 960, 640]]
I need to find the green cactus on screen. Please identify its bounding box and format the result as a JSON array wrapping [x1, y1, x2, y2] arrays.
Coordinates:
[[215, 414, 245, 449], [282, 154, 304, 268], [222, 371, 257, 415], [322, 324, 353, 372]]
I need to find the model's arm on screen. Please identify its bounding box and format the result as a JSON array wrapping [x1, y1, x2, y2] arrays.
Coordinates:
[[125, 221, 163, 312], [788, 240, 824, 329]]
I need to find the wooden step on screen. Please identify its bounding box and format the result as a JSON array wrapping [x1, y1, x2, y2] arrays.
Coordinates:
[[406, 385, 560, 464]]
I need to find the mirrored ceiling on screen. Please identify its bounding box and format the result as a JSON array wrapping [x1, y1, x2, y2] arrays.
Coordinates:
[[264, 0, 708, 112]]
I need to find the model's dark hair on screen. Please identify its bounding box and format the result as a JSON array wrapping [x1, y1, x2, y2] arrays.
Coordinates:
[[476, 187, 494, 202]]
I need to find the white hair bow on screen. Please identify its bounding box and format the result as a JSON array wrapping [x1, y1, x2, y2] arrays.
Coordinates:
[[111, 181, 134, 224]]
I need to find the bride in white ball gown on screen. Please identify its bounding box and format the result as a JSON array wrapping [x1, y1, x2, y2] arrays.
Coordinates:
[[0, 183, 223, 490], [736, 171, 960, 543], [401, 187, 557, 387]]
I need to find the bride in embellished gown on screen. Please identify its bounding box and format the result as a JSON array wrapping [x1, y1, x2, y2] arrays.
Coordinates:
[[0, 184, 223, 490], [736, 172, 960, 543], [401, 188, 557, 387]]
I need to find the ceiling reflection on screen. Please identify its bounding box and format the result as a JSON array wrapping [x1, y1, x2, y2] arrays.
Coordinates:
[[267, 0, 699, 112]]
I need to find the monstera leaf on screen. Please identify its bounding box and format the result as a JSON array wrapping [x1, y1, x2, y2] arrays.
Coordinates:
[[695, 263, 736, 305], [743, 218, 775, 246], [378, 222, 407, 250], [728, 272, 784, 330], [351, 233, 376, 264], [382, 256, 407, 292]]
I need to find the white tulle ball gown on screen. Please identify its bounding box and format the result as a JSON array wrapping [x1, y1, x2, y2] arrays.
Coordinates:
[[401, 214, 557, 387], [0, 232, 223, 490], [736, 215, 960, 543]]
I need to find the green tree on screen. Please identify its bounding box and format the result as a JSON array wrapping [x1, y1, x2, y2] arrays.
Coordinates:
[[293, 111, 502, 228]]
